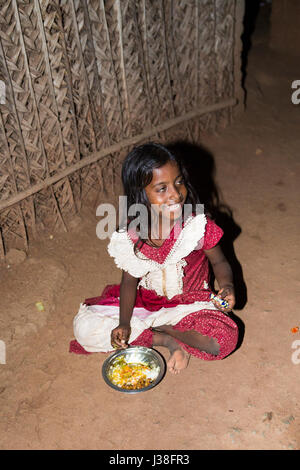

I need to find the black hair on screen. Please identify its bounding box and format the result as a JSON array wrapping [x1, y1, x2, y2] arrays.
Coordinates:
[[119, 142, 200, 248]]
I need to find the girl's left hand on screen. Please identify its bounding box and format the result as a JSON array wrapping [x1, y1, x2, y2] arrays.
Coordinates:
[[214, 285, 235, 313]]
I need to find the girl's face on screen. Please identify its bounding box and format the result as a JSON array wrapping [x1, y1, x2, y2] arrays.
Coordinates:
[[144, 160, 188, 225]]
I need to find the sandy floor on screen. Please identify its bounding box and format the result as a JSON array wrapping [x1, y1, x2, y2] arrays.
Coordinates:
[[1, 6, 300, 450]]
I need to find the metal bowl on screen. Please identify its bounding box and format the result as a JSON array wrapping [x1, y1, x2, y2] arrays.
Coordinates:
[[102, 346, 166, 394]]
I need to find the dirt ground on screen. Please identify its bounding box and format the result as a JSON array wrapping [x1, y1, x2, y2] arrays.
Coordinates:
[[1, 5, 300, 450]]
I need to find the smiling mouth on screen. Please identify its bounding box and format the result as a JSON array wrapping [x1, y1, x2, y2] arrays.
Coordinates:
[[165, 203, 182, 211]]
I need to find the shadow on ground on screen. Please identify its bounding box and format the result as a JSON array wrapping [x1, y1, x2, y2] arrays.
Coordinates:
[[167, 140, 247, 352]]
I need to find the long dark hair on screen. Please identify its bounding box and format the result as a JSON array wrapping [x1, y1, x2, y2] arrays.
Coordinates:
[[119, 142, 201, 249]]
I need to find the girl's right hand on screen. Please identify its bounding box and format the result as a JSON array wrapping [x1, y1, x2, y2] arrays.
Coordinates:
[[111, 324, 131, 349]]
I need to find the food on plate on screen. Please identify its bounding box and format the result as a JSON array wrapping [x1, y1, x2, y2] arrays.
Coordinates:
[[108, 355, 159, 390]]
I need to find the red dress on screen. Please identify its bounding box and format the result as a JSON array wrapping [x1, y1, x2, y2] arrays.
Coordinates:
[[80, 216, 238, 361]]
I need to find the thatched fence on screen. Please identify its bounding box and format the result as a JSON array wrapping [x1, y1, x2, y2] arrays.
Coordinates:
[[0, 0, 244, 257]]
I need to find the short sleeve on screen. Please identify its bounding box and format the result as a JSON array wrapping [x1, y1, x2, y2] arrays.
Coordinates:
[[202, 217, 223, 250]]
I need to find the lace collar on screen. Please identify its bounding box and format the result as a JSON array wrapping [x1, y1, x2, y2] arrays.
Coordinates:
[[107, 213, 207, 278]]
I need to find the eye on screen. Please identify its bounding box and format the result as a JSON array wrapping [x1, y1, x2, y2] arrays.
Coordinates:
[[157, 186, 167, 192], [176, 178, 185, 185]]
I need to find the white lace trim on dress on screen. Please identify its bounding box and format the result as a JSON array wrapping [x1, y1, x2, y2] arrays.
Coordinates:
[[107, 214, 206, 299], [108, 212, 205, 267]]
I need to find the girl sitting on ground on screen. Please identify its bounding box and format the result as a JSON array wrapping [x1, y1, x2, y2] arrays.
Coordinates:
[[73, 142, 238, 374]]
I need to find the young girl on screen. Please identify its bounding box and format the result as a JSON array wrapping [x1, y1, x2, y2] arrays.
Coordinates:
[[73, 143, 238, 374]]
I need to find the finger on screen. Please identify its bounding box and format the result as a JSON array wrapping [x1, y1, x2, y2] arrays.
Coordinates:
[[121, 329, 130, 344], [110, 332, 118, 344], [112, 336, 126, 349], [120, 330, 127, 341], [111, 338, 119, 349], [218, 289, 229, 299], [111, 334, 123, 348]]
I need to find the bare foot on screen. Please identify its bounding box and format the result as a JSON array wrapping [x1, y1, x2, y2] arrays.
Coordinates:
[[152, 329, 190, 375], [167, 346, 190, 375]]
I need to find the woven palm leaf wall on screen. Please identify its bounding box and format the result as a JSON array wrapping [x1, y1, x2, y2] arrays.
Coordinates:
[[0, 0, 244, 257]]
